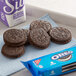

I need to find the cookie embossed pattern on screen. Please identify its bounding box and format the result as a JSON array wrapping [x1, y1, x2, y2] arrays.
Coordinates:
[[0, 0, 26, 27]]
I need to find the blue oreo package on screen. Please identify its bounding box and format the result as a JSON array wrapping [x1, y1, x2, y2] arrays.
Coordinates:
[[22, 46, 76, 76]]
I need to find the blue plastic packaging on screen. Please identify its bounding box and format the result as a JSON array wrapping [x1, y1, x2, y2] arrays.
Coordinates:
[[22, 46, 76, 76]]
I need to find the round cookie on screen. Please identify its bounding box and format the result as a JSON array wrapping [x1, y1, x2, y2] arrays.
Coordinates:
[[1, 44, 25, 58], [58, 55, 72, 61], [49, 27, 72, 44], [30, 20, 52, 32], [29, 28, 50, 49], [3, 29, 27, 46]]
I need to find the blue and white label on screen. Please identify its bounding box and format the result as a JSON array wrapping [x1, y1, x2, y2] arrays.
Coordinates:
[[51, 51, 73, 60]]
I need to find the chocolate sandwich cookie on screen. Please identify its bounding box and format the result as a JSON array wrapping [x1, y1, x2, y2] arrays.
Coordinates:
[[22, 29, 30, 44], [3, 29, 27, 46], [58, 55, 72, 61], [29, 28, 50, 49], [49, 27, 72, 44], [5, 41, 26, 47], [1, 44, 25, 58], [30, 20, 52, 32]]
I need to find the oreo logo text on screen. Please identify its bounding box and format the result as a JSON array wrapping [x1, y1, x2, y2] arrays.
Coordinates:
[[51, 51, 73, 60]]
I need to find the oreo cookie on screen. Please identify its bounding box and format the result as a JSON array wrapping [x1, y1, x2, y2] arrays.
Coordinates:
[[30, 20, 52, 32], [1, 44, 25, 58], [29, 28, 50, 49], [49, 27, 72, 44], [3, 29, 27, 46], [58, 55, 72, 61]]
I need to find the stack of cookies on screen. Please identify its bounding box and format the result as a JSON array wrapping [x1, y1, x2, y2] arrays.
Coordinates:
[[29, 20, 72, 48], [29, 20, 52, 49], [1, 20, 72, 58], [2, 29, 29, 58]]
